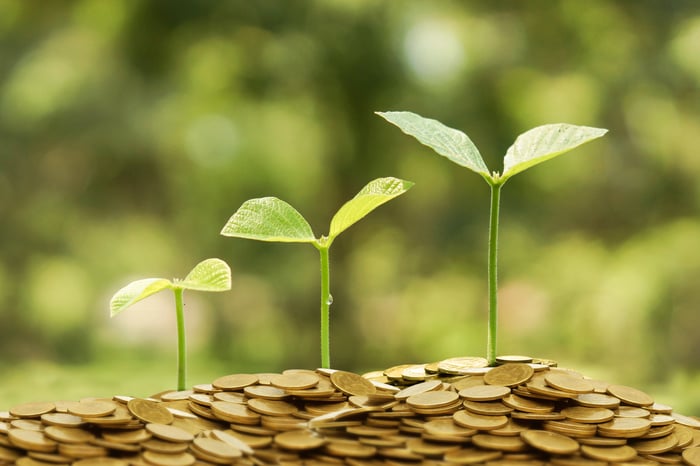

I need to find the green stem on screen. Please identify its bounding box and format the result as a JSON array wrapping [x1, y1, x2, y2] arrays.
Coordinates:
[[318, 244, 331, 368], [173, 287, 187, 390], [487, 182, 502, 366]]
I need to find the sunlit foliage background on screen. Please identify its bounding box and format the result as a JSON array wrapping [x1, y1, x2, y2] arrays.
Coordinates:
[[1, 1, 699, 413]]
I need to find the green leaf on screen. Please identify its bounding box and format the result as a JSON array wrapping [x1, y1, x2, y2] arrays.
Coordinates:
[[220, 197, 316, 243], [329, 177, 413, 240], [501, 123, 608, 182], [179, 258, 232, 292], [376, 111, 491, 180], [110, 278, 172, 317]]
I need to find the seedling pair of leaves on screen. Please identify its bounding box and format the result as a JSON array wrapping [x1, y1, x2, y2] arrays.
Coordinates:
[[376, 111, 607, 365]]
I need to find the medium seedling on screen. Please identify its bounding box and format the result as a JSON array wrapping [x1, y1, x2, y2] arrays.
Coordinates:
[[110, 258, 232, 390], [377, 111, 607, 365], [220, 176, 413, 368]]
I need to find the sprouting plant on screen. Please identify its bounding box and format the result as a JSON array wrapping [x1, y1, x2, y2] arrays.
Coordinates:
[[220, 177, 413, 368], [110, 258, 232, 390], [377, 111, 607, 366]]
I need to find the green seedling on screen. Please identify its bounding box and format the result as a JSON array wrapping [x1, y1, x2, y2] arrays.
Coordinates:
[[377, 111, 607, 366], [110, 258, 232, 390], [221, 176, 413, 368]]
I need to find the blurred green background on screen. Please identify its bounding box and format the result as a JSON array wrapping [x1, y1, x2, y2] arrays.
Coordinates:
[[1, 0, 699, 414]]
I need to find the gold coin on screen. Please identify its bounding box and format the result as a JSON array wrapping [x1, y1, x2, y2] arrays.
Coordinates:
[[502, 394, 555, 414], [394, 379, 442, 400], [127, 399, 173, 425], [100, 428, 152, 444], [597, 417, 651, 438], [145, 423, 194, 443], [472, 433, 529, 452], [580, 444, 638, 462], [404, 437, 461, 456], [577, 436, 627, 447], [43, 425, 95, 444], [211, 373, 259, 391], [40, 413, 85, 427], [243, 385, 290, 400], [141, 451, 195, 466], [545, 372, 594, 394], [526, 379, 577, 400], [561, 406, 615, 424], [491, 419, 530, 436], [632, 433, 679, 455], [406, 390, 459, 409], [616, 406, 651, 418], [9, 402, 55, 419], [142, 438, 190, 454], [0, 445, 21, 462], [67, 400, 117, 418], [443, 446, 502, 463], [8, 429, 57, 453], [324, 440, 377, 458], [453, 410, 508, 431], [274, 430, 325, 451], [606, 385, 654, 407], [682, 446, 700, 466], [543, 420, 597, 437], [192, 437, 243, 459], [520, 429, 579, 455], [269, 372, 320, 390], [459, 385, 511, 401], [330, 371, 376, 397], [209, 401, 260, 425], [437, 357, 489, 376], [72, 459, 129, 466], [246, 398, 298, 417], [575, 393, 620, 409], [496, 355, 533, 364], [484, 364, 534, 387], [422, 419, 477, 438], [210, 429, 255, 455], [463, 400, 513, 416], [671, 412, 700, 429]]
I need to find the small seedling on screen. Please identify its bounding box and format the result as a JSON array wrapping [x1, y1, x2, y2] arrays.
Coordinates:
[[110, 258, 232, 390], [221, 176, 413, 368], [377, 111, 607, 365]]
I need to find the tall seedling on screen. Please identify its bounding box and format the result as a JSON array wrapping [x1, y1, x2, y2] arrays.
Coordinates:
[[110, 258, 232, 390], [377, 111, 607, 365], [221, 177, 413, 368]]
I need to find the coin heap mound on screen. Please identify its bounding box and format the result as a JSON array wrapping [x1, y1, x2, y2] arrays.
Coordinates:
[[2, 355, 700, 466]]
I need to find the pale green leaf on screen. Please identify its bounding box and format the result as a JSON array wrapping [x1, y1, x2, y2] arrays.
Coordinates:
[[501, 123, 608, 181], [220, 197, 316, 243], [179, 258, 232, 292], [376, 111, 491, 180], [110, 278, 172, 317], [329, 177, 413, 240]]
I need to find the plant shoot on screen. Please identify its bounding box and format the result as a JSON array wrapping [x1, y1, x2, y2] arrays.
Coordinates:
[[377, 111, 607, 365], [221, 176, 413, 368], [110, 258, 232, 390]]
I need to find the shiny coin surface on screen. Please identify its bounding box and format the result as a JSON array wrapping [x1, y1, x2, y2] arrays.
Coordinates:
[[496, 355, 534, 364], [580, 444, 638, 462], [211, 373, 259, 391], [67, 400, 117, 418], [145, 423, 194, 442], [453, 410, 508, 430], [683, 446, 700, 466], [520, 430, 580, 455], [484, 364, 534, 387], [606, 384, 654, 407], [545, 372, 594, 394], [330, 371, 376, 397], [437, 357, 489, 375], [406, 390, 459, 409], [274, 430, 325, 451], [459, 384, 511, 401], [9, 402, 56, 419], [127, 398, 173, 425], [561, 406, 615, 424]]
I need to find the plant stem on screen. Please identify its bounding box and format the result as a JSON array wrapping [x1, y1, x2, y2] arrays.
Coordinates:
[[318, 245, 331, 368], [173, 287, 187, 390], [487, 182, 503, 366]]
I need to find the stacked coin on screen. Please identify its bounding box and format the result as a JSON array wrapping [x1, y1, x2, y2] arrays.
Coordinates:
[[1, 357, 699, 465]]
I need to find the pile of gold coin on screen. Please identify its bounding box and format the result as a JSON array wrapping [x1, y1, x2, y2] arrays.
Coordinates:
[[1, 355, 700, 466]]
